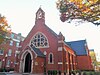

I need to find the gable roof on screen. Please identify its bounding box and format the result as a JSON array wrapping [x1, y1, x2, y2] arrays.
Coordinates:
[[66, 40, 87, 55], [21, 8, 59, 50], [32, 47, 45, 57]]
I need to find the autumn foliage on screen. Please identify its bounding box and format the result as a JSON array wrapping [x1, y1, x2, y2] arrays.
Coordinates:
[[0, 14, 11, 44], [56, 0, 100, 25]]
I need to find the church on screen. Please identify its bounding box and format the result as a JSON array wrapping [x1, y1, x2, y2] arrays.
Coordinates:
[[15, 8, 93, 74]]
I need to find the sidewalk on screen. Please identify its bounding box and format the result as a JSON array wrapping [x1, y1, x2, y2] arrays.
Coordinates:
[[0, 72, 44, 75]]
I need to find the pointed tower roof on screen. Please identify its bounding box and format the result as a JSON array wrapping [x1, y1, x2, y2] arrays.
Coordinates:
[[35, 7, 45, 21], [58, 32, 65, 41], [36, 7, 44, 14]]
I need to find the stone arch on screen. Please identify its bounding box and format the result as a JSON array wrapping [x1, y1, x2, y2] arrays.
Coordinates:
[[19, 49, 33, 73], [30, 32, 49, 48], [48, 52, 54, 64]]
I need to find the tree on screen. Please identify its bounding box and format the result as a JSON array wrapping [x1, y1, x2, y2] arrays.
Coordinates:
[[0, 14, 11, 44], [56, 0, 100, 25]]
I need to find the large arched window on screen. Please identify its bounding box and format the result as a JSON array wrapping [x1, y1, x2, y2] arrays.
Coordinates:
[[48, 53, 54, 64], [30, 32, 49, 48]]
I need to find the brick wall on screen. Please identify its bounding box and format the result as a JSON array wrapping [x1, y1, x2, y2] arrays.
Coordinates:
[[77, 55, 93, 70]]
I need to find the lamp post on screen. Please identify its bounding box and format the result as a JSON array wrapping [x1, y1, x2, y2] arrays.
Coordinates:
[[2, 59, 5, 68], [15, 50, 20, 63], [4, 54, 8, 71], [15, 50, 20, 72], [44, 51, 47, 75]]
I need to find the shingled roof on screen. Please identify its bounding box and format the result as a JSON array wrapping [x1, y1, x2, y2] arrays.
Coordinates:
[[32, 47, 45, 57], [66, 40, 88, 56]]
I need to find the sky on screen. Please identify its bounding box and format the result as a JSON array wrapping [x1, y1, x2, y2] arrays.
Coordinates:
[[0, 0, 100, 61]]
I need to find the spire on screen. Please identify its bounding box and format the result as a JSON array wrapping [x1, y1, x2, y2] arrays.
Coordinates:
[[58, 32, 65, 41]]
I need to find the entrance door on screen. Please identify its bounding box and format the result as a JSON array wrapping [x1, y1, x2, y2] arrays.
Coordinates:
[[24, 53, 32, 73]]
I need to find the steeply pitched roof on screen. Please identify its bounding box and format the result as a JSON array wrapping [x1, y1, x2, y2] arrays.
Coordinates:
[[36, 7, 45, 14], [66, 40, 87, 55], [32, 47, 45, 57], [45, 24, 58, 37]]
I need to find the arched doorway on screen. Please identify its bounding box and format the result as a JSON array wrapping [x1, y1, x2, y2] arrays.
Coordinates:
[[24, 53, 32, 73]]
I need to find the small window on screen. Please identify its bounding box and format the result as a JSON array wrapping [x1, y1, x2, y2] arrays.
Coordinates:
[[8, 49, 12, 56], [6, 60, 10, 67], [11, 33, 14, 39], [50, 54, 53, 63], [0, 49, 4, 55], [58, 47, 62, 51], [14, 61, 17, 67], [0, 60, 2, 68], [16, 42, 19, 47], [15, 52, 17, 57], [48, 53, 54, 64], [10, 40, 13, 46], [17, 36, 20, 40]]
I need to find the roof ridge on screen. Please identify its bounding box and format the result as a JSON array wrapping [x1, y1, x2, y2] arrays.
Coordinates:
[[44, 24, 58, 37], [66, 39, 86, 43]]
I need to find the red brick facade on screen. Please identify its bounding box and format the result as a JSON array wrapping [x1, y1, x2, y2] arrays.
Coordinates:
[[0, 33, 24, 71], [77, 56, 93, 70], [15, 8, 93, 74]]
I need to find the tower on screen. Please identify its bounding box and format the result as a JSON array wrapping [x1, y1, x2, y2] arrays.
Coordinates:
[[35, 7, 45, 24]]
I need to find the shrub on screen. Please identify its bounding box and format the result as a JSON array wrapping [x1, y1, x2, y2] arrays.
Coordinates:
[[83, 72, 87, 75], [8, 68, 14, 72], [0, 68, 4, 72], [0, 68, 8, 72], [53, 70, 57, 75], [48, 70, 51, 75], [94, 72, 100, 75]]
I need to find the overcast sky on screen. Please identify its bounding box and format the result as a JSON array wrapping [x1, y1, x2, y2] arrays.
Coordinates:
[[0, 0, 100, 61]]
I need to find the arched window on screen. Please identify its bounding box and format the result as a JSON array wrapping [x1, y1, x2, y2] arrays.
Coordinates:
[[48, 53, 54, 64], [30, 32, 49, 48], [50, 54, 53, 63]]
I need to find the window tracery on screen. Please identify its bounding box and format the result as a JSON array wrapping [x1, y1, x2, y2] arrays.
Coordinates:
[[30, 32, 49, 48]]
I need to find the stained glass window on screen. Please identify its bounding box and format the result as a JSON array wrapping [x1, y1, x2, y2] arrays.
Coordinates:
[[0, 49, 4, 55], [30, 32, 49, 48]]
